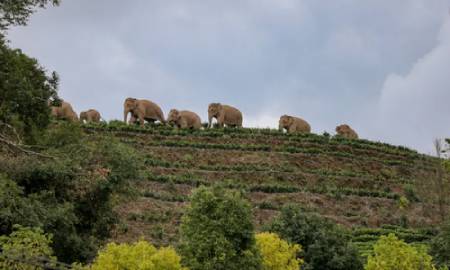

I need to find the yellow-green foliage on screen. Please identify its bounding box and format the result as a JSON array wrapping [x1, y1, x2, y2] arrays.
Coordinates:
[[89, 240, 187, 270], [365, 234, 436, 270], [256, 232, 303, 270], [0, 225, 57, 270]]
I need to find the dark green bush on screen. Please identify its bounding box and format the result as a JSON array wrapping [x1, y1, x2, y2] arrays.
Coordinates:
[[0, 124, 144, 263], [180, 186, 262, 270], [266, 205, 363, 270], [430, 219, 450, 268]]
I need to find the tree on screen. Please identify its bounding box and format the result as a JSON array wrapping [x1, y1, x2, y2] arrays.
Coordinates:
[[255, 232, 303, 270], [430, 219, 450, 268], [0, 124, 145, 264], [89, 240, 187, 270], [0, 225, 57, 270], [266, 205, 362, 270], [0, 0, 60, 31], [0, 37, 59, 143], [179, 186, 262, 270], [365, 234, 437, 270]]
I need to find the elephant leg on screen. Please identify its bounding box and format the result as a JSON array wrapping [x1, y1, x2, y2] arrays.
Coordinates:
[[139, 115, 145, 127], [180, 120, 188, 129], [218, 115, 225, 128]]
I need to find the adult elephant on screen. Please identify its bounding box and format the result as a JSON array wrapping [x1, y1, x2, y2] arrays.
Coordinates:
[[207, 103, 243, 128], [279, 115, 311, 134], [336, 124, 359, 139], [123, 97, 165, 127], [80, 109, 101, 123], [50, 100, 78, 122], [167, 109, 202, 130]]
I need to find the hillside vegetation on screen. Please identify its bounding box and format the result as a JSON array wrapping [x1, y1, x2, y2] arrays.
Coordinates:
[[82, 122, 448, 257]]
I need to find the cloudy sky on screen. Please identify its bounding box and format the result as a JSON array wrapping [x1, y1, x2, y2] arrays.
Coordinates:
[[6, 0, 450, 154]]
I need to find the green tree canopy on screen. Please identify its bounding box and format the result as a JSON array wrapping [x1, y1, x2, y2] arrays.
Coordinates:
[[430, 219, 450, 268], [179, 186, 262, 270], [0, 124, 144, 264], [89, 240, 187, 270], [0, 0, 60, 31], [266, 204, 362, 270], [365, 234, 437, 270], [256, 232, 303, 270], [0, 225, 57, 270], [0, 37, 59, 142]]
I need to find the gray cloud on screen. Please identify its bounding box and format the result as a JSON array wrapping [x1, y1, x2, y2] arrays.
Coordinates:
[[6, 0, 450, 153]]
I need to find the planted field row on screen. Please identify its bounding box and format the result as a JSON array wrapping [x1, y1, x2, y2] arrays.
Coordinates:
[[113, 132, 431, 166], [141, 172, 402, 200], [351, 225, 437, 259], [120, 137, 434, 173], [84, 122, 424, 159], [143, 155, 414, 187]]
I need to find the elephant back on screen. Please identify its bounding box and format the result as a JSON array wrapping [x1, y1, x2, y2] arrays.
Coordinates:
[[222, 105, 243, 126]]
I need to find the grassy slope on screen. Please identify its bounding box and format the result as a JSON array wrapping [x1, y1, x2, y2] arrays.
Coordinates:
[[84, 123, 446, 256]]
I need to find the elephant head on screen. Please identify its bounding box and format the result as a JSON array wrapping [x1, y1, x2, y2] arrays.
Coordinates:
[[167, 109, 181, 126], [336, 124, 350, 134], [124, 97, 138, 123], [208, 103, 222, 128], [80, 111, 88, 122], [279, 115, 293, 131]]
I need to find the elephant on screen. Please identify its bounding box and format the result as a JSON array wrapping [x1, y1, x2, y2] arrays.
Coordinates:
[[336, 124, 358, 139], [279, 115, 311, 134], [123, 97, 165, 127], [167, 109, 202, 129], [50, 100, 78, 122], [80, 109, 101, 123], [207, 103, 243, 128]]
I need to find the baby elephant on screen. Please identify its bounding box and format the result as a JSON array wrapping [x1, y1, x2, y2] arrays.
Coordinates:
[[279, 115, 311, 134], [208, 103, 243, 128], [50, 100, 78, 122], [336, 124, 358, 139], [80, 109, 101, 123], [167, 109, 202, 129]]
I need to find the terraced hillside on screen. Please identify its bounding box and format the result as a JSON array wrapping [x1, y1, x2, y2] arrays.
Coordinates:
[[85, 123, 446, 255]]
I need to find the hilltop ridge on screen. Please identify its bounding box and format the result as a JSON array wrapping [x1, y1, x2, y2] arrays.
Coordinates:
[[83, 122, 446, 256]]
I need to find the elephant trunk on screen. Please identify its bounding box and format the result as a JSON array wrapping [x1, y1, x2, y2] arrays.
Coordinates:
[[124, 109, 129, 124], [208, 114, 213, 128], [279, 123, 284, 132]]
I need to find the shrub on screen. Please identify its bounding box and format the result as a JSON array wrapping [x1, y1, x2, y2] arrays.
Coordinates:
[[256, 232, 303, 270], [0, 124, 144, 264], [365, 234, 437, 270], [89, 240, 187, 270], [430, 219, 450, 268], [179, 186, 262, 270], [266, 204, 362, 270], [0, 225, 57, 270]]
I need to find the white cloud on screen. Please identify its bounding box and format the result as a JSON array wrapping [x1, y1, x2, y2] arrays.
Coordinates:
[[245, 114, 280, 129], [374, 16, 450, 153]]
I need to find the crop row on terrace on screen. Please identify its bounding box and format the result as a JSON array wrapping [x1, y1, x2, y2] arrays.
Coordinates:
[[114, 133, 433, 166], [141, 172, 401, 201], [351, 225, 438, 259], [142, 155, 414, 187], [84, 122, 430, 159], [117, 137, 435, 173]]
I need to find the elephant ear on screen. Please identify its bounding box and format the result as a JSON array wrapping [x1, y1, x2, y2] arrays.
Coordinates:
[[286, 116, 293, 125]]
